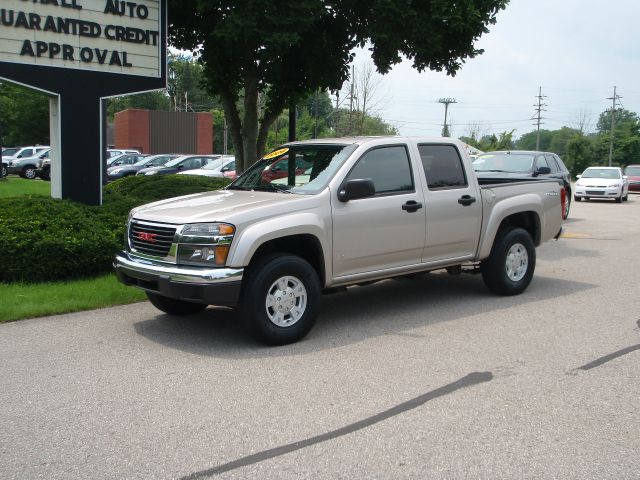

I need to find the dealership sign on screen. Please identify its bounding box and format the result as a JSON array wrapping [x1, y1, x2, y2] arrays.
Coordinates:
[[0, 0, 166, 205], [1, 0, 162, 77]]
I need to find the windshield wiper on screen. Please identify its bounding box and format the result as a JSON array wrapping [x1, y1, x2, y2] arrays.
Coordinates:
[[251, 184, 293, 193]]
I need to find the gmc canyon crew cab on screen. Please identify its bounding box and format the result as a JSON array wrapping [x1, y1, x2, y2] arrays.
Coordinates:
[[115, 137, 563, 345]]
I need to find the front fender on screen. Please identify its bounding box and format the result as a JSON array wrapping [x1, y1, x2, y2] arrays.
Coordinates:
[[227, 212, 331, 273]]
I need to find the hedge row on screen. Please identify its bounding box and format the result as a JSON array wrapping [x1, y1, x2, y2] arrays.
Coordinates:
[[0, 175, 226, 283]]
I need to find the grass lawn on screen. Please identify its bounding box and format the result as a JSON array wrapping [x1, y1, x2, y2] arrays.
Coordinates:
[[0, 274, 146, 323], [0, 177, 50, 198]]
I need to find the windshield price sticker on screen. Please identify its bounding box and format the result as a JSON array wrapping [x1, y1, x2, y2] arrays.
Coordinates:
[[262, 148, 289, 160]]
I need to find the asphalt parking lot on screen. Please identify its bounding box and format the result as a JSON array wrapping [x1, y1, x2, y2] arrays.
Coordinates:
[[1, 195, 639, 480]]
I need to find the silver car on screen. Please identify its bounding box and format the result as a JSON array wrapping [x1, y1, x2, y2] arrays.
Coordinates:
[[574, 166, 629, 203]]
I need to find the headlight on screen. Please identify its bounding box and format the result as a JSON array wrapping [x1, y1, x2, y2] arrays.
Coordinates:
[[608, 183, 620, 188], [176, 223, 235, 267]]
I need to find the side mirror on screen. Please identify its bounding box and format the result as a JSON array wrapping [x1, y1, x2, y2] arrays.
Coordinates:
[[535, 166, 551, 175], [623, 175, 628, 180], [338, 178, 376, 202], [576, 174, 582, 179], [221, 166, 230, 172]]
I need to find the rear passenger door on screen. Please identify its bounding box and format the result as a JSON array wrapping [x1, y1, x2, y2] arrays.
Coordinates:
[[332, 144, 426, 278], [418, 144, 482, 263]]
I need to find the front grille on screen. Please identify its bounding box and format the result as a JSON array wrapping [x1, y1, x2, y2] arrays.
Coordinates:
[[129, 222, 176, 257], [586, 190, 605, 195]]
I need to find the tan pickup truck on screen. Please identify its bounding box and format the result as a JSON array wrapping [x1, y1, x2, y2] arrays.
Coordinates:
[[115, 137, 563, 344]]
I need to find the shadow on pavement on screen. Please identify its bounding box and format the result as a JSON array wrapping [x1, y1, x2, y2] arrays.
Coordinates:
[[133, 271, 596, 358]]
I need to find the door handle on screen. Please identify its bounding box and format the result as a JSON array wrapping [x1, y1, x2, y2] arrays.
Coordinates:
[[458, 195, 476, 206], [402, 200, 423, 212]]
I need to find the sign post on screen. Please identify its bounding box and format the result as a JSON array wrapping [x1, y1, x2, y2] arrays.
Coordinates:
[[0, 0, 167, 205]]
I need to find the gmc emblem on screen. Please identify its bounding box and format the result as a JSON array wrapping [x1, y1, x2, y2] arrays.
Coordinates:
[[137, 232, 157, 243]]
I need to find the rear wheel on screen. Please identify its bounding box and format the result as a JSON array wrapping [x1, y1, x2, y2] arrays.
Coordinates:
[[239, 254, 320, 345], [146, 292, 207, 315], [481, 228, 536, 296], [1, 165, 6, 177]]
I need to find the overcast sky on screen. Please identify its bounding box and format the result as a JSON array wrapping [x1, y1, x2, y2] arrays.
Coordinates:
[[356, 0, 640, 139]]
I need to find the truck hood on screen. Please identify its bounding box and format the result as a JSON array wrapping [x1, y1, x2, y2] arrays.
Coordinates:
[[131, 189, 316, 225]]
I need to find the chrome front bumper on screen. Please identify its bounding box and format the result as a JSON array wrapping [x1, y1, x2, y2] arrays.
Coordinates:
[[114, 251, 244, 306]]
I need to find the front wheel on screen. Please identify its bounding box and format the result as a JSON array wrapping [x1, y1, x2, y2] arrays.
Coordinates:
[[481, 228, 536, 296], [239, 254, 321, 345], [574, 195, 582, 202], [22, 166, 37, 179], [146, 292, 207, 315]]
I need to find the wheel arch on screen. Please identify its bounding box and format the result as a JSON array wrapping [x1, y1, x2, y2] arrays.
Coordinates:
[[242, 234, 326, 288], [479, 210, 541, 259]]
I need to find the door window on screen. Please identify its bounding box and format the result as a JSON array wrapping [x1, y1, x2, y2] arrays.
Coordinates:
[[418, 144, 467, 189], [345, 145, 413, 194]]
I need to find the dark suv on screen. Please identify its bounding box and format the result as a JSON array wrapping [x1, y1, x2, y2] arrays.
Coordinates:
[[473, 150, 572, 219]]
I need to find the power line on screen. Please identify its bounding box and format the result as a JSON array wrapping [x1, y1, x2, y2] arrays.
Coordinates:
[[607, 86, 622, 166], [438, 98, 457, 136], [532, 86, 547, 150]]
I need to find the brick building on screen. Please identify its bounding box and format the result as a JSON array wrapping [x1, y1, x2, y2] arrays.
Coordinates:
[[114, 109, 213, 154]]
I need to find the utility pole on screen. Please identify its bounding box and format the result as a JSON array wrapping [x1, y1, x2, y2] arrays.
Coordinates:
[[607, 86, 621, 167], [334, 91, 340, 137], [438, 98, 457, 137], [223, 117, 228, 155], [532, 86, 547, 150], [348, 66, 356, 136]]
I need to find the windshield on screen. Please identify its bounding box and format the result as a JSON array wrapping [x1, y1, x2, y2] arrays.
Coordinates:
[[228, 144, 357, 194], [200, 158, 226, 170], [3, 148, 19, 156], [582, 168, 621, 179], [165, 156, 190, 167], [625, 166, 640, 176], [473, 153, 535, 173], [136, 155, 175, 166]]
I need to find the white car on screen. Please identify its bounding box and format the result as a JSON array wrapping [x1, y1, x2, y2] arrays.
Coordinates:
[[178, 156, 235, 178], [574, 167, 629, 203], [2, 145, 49, 163], [107, 148, 140, 158], [6, 148, 51, 179]]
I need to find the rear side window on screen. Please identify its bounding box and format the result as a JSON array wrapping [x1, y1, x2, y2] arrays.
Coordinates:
[[346, 145, 414, 194], [418, 144, 467, 189], [550, 154, 568, 173]]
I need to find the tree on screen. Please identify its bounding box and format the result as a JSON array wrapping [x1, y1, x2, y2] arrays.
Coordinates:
[[515, 129, 553, 151], [564, 134, 594, 177], [594, 108, 640, 167], [0, 82, 50, 147], [168, 0, 509, 173], [106, 91, 170, 120], [461, 130, 514, 152], [596, 108, 639, 134]]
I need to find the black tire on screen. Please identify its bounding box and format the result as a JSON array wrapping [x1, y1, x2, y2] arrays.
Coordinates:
[[563, 188, 571, 219], [574, 195, 581, 202], [239, 254, 321, 345], [616, 191, 623, 203], [146, 291, 207, 315], [1, 165, 6, 178], [21, 166, 37, 179], [481, 228, 536, 296], [623, 192, 628, 201]]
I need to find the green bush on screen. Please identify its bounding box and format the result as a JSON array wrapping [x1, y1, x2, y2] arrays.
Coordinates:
[[0, 175, 227, 282]]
